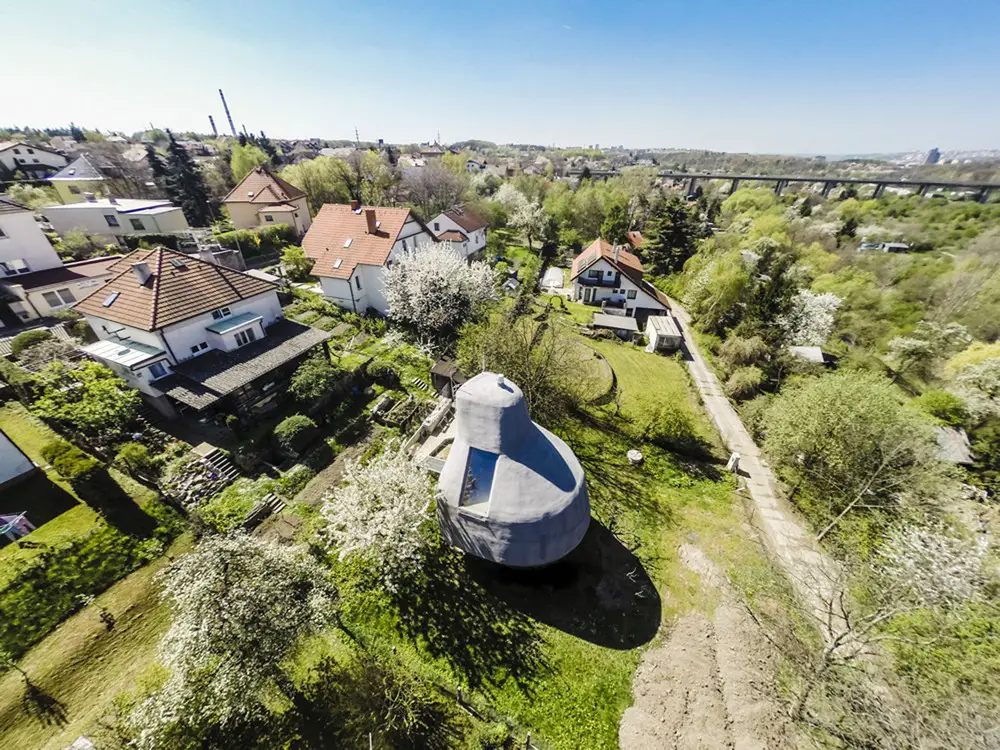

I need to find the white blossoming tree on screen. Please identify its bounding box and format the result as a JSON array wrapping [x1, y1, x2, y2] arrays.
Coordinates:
[[125, 535, 338, 748], [493, 184, 548, 251], [887, 320, 971, 380], [383, 242, 498, 339], [953, 357, 1000, 421], [778, 289, 842, 346], [879, 524, 989, 608], [320, 447, 431, 590]]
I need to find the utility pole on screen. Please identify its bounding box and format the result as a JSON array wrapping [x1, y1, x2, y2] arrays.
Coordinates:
[[354, 127, 360, 149], [208, 115, 218, 138]]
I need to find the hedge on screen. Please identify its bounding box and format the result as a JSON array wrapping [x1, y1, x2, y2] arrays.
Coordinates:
[[122, 233, 182, 251], [274, 414, 318, 456], [0, 501, 183, 659], [214, 224, 297, 259], [11, 329, 53, 358]]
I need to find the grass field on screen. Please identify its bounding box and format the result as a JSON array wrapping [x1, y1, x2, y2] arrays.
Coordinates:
[[0, 534, 192, 750]]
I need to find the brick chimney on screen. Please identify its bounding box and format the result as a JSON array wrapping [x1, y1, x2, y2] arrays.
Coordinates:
[[365, 208, 377, 234], [350, 199, 361, 212], [131, 262, 152, 285]]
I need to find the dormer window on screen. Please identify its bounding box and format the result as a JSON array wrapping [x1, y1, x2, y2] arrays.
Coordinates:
[[211, 307, 232, 320]]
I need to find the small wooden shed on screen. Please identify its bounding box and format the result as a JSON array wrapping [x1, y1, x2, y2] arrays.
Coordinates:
[[645, 315, 683, 353]]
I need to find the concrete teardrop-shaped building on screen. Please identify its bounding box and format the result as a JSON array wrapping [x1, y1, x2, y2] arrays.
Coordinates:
[[436, 372, 591, 567]]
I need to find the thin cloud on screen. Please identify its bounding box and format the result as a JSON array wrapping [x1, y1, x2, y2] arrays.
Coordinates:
[[562, 24, 572, 30]]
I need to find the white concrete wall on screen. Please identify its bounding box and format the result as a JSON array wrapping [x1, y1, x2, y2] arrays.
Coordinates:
[[0, 210, 62, 274], [0, 144, 68, 173], [318, 218, 434, 316], [573, 257, 666, 314], [161, 291, 282, 361], [21, 275, 107, 319], [430, 213, 486, 257], [44, 204, 189, 238]]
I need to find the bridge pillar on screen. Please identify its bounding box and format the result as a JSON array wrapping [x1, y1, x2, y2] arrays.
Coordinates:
[[821, 181, 837, 198], [977, 187, 992, 204], [729, 178, 740, 195], [686, 177, 697, 197], [872, 184, 885, 199], [916, 184, 931, 198], [773, 179, 786, 196]]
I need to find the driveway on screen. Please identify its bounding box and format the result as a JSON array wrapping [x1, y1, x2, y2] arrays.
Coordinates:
[[668, 299, 839, 633]]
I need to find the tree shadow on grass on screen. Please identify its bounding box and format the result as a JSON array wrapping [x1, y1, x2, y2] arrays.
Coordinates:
[[22, 679, 68, 727], [466, 519, 661, 650], [0, 472, 76, 550], [76, 469, 156, 538], [390, 541, 548, 695]]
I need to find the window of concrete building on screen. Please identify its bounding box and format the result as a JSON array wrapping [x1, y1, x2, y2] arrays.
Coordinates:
[[190, 342, 208, 354], [68, 185, 81, 194], [211, 307, 232, 320], [264, 214, 273, 222], [627, 290, 637, 299], [42, 288, 76, 307], [104, 214, 120, 227], [1, 259, 30, 275], [130, 218, 145, 231], [148, 361, 167, 379], [355, 275, 362, 290], [235, 328, 257, 347]]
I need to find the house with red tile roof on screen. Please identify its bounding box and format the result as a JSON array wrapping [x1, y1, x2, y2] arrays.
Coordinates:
[[569, 238, 669, 326], [428, 207, 488, 258], [73, 247, 329, 418], [302, 201, 435, 315], [223, 166, 311, 234]]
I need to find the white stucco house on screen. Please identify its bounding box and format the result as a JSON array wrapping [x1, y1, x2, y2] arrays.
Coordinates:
[[569, 238, 670, 326], [44, 198, 189, 241], [0, 195, 120, 325], [302, 202, 435, 315], [0, 141, 69, 179], [428, 207, 488, 259], [222, 167, 311, 234], [73, 247, 330, 417]]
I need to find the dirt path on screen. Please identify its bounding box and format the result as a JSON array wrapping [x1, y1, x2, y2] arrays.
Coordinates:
[[619, 545, 793, 750], [668, 299, 839, 632]]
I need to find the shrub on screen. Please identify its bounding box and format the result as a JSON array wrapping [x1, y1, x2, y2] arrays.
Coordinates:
[[641, 401, 701, 454], [17, 339, 76, 370], [199, 476, 277, 532], [122, 233, 182, 251], [739, 393, 773, 443], [912, 390, 968, 427], [215, 224, 297, 259], [718, 335, 770, 376], [115, 442, 160, 478], [11, 329, 53, 358], [225, 414, 241, 434], [724, 365, 766, 400], [274, 414, 318, 456], [290, 353, 343, 403], [43, 440, 100, 481], [69, 319, 96, 342]]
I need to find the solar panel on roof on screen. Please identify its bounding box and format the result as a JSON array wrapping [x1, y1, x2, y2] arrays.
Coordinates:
[[102, 292, 120, 307]]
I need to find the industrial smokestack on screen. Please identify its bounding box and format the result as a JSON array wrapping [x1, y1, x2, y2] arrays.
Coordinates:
[[219, 88, 237, 137], [208, 115, 218, 138]]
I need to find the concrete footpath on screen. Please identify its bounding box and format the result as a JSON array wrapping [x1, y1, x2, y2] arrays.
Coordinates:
[[669, 300, 838, 630]]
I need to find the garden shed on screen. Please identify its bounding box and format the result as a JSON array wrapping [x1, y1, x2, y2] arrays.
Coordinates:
[[436, 372, 590, 567], [644, 315, 683, 353], [592, 312, 638, 340]]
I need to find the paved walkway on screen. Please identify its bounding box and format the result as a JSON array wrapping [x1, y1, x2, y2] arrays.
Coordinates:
[[669, 300, 838, 632]]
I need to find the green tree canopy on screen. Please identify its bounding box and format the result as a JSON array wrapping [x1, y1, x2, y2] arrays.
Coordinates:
[[230, 143, 269, 181], [32, 361, 141, 438]]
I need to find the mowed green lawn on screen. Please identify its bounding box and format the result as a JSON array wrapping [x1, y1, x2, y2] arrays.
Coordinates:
[[0, 534, 192, 750], [0, 403, 99, 582]]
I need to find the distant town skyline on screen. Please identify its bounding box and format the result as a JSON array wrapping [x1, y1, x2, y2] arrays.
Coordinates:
[[7, 0, 999, 154]]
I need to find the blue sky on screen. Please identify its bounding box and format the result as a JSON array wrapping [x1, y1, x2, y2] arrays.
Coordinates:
[[7, 0, 998, 153]]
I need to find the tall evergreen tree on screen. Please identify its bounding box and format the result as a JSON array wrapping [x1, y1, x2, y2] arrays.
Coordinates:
[[258, 131, 279, 166], [165, 130, 213, 227], [145, 144, 177, 201], [237, 132, 248, 148], [600, 202, 630, 245], [69, 123, 85, 142], [642, 195, 700, 274]]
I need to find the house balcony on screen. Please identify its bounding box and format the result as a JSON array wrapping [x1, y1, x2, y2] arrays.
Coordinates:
[[576, 273, 621, 288]]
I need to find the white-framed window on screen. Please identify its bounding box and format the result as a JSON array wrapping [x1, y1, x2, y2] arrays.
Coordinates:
[[355, 275, 362, 290], [587, 269, 600, 279], [190, 342, 209, 354], [605, 269, 614, 277], [627, 290, 637, 300], [433, 222, 440, 231], [42, 288, 76, 307], [12, 148, 20, 154], [68, 185, 81, 194], [264, 214, 274, 222], [104, 214, 120, 227], [211, 307, 232, 320], [235, 328, 257, 347], [130, 218, 145, 231], [148, 361, 167, 379], [1, 259, 30, 274]]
